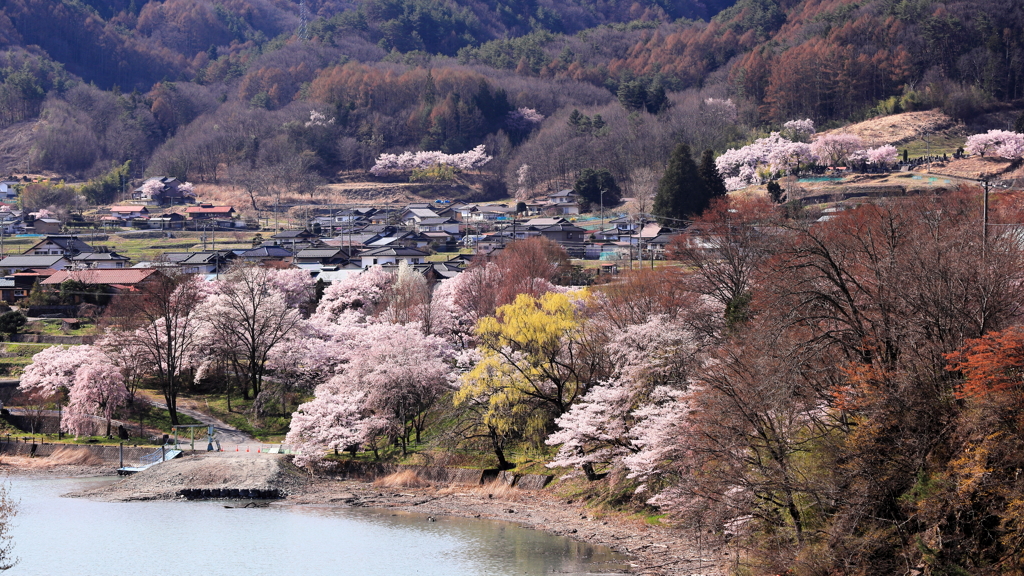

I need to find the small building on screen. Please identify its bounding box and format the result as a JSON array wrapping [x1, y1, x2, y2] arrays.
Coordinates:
[[359, 246, 429, 268], [0, 182, 18, 199], [547, 190, 579, 215], [24, 236, 95, 257], [109, 206, 150, 220], [132, 177, 193, 205], [414, 217, 461, 235], [71, 251, 131, 269], [41, 268, 166, 293], [0, 255, 69, 275], [185, 204, 235, 220], [294, 247, 356, 266], [238, 246, 294, 264], [32, 218, 62, 235], [147, 212, 186, 230]]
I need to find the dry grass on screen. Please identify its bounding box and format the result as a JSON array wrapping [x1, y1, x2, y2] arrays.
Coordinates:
[[439, 480, 522, 500], [373, 469, 431, 488], [820, 110, 958, 147], [0, 447, 104, 468]]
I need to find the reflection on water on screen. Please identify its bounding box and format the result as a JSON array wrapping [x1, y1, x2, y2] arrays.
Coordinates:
[[8, 477, 629, 576]]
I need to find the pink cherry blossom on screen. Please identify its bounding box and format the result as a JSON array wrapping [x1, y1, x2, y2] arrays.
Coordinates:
[[966, 130, 1024, 159], [64, 362, 128, 437], [810, 133, 865, 166]]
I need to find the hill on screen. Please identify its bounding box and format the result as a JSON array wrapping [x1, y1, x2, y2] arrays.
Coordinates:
[[0, 0, 1020, 212]]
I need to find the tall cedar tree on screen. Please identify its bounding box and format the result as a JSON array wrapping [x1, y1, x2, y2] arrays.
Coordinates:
[[698, 149, 727, 199], [653, 143, 710, 224], [573, 168, 621, 212]]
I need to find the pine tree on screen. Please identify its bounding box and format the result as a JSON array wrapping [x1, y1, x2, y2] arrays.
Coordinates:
[[653, 143, 710, 224], [699, 150, 727, 199]]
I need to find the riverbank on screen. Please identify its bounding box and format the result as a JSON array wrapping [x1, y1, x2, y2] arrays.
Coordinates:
[[294, 477, 729, 576], [7, 452, 728, 575]]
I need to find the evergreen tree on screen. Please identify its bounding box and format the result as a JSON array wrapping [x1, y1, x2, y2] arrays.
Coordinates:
[[645, 80, 667, 114], [766, 180, 784, 203], [653, 143, 710, 224], [1015, 110, 1024, 134], [698, 150, 727, 199], [573, 168, 621, 212]]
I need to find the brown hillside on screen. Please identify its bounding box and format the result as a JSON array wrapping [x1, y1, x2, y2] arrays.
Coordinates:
[[820, 110, 960, 148]]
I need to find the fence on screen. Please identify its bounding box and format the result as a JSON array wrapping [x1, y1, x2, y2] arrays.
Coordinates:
[[0, 438, 158, 465]]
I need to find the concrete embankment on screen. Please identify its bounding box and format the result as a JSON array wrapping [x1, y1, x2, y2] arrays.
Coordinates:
[[67, 452, 309, 501]]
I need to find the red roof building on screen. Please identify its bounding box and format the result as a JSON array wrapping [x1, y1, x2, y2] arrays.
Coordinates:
[[185, 204, 235, 219]]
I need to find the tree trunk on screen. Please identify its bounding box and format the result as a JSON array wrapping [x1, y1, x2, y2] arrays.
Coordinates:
[[490, 430, 513, 470]]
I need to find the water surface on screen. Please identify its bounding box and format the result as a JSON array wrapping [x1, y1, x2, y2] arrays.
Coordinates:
[[8, 477, 628, 576]]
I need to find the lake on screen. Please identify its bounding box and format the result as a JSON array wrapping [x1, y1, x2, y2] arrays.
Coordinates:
[[7, 477, 629, 576]]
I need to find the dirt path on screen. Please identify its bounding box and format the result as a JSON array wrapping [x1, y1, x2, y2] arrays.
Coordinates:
[[140, 392, 256, 447]]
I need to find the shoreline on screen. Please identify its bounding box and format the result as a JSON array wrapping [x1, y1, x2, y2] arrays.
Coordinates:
[[292, 477, 729, 576], [4, 459, 728, 575]]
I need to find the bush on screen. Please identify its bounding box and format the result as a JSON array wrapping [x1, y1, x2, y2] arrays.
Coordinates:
[[0, 312, 26, 336]]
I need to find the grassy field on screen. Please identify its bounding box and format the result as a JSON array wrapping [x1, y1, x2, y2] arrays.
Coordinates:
[[0, 231, 258, 263], [0, 343, 51, 376]]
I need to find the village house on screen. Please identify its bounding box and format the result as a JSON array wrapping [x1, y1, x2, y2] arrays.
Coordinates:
[[148, 251, 237, 276], [41, 268, 166, 295], [185, 204, 235, 220], [133, 177, 193, 205], [546, 190, 580, 215], [31, 218, 62, 234], [23, 236, 95, 257], [0, 255, 69, 276], [0, 181, 18, 199], [70, 251, 131, 269], [146, 212, 186, 229], [414, 217, 461, 235], [109, 206, 150, 220], [358, 246, 429, 268], [293, 247, 357, 267]]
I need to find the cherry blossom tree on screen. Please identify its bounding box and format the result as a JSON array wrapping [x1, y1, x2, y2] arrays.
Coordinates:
[[546, 316, 699, 480], [198, 265, 305, 403], [287, 384, 383, 466], [716, 133, 814, 190], [783, 118, 815, 136], [810, 133, 865, 166], [313, 265, 394, 323], [866, 144, 899, 166], [965, 130, 1024, 159], [64, 362, 128, 437], [140, 179, 163, 198], [370, 145, 492, 175], [18, 345, 88, 400], [505, 108, 544, 133], [287, 320, 454, 463], [379, 260, 431, 327], [344, 322, 454, 452]]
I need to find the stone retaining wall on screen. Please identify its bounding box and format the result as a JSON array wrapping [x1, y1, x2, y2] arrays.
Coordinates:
[[8, 334, 94, 345], [318, 460, 552, 490]]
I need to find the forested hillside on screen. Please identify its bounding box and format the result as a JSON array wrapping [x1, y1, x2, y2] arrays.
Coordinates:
[[0, 0, 1020, 205]]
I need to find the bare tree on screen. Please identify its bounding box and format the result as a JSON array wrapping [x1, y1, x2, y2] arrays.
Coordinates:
[[106, 274, 204, 425]]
